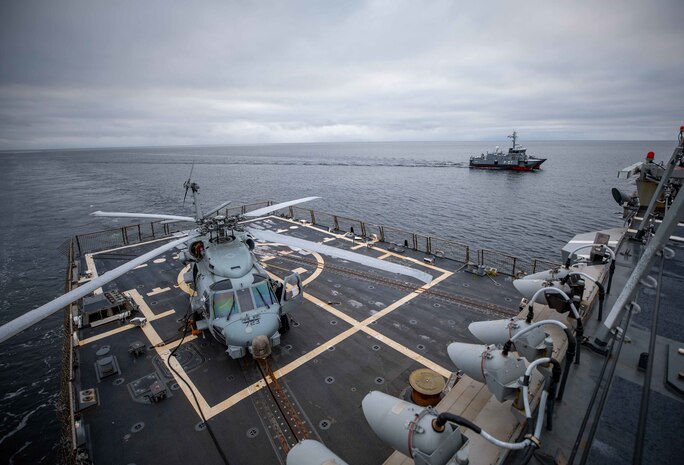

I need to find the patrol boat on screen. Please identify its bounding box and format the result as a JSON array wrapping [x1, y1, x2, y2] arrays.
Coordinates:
[[469, 131, 546, 171]]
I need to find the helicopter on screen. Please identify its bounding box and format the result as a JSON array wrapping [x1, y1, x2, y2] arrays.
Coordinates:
[[0, 179, 432, 359]]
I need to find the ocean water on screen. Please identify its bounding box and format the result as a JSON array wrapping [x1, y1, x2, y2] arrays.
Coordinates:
[[0, 139, 674, 463]]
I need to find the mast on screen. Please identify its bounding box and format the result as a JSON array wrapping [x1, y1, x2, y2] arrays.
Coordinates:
[[508, 131, 517, 149]]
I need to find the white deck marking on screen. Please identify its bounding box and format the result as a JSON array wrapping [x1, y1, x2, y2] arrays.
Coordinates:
[[133, 263, 148, 269], [153, 258, 166, 264], [146, 287, 170, 296], [292, 267, 308, 274]]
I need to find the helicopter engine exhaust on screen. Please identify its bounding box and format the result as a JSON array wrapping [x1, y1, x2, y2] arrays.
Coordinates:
[[245, 238, 256, 250]]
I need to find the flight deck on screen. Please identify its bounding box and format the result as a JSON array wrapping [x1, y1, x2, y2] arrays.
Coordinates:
[[69, 215, 524, 465]]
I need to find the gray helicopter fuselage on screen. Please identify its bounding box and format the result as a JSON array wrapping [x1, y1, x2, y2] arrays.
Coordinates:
[[182, 229, 301, 359]]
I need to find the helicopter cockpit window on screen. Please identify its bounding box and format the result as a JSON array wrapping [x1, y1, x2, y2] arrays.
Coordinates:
[[213, 291, 236, 318], [236, 288, 255, 312], [252, 282, 275, 307]]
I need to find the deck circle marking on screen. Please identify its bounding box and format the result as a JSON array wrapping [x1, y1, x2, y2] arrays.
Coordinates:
[[96, 346, 111, 356], [505, 297, 512, 302], [417, 344, 426, 351], [372, 345, 381, 351], [409, 319, 418, 325], [131, 422, 145, 433], [368, 285, 375, 289], [195, 421, 207, 432], [170, 383, 180, 391], [246, 427, 259, 438], [319, 420, 331, 430], [462, 283, 470, 287], [330, 319, 338, 326], [113, 377, 125, 386], [433, 303, 441, 308], [325, 376, 335, 384], [283, 344, 293, 351], [327, 345, 336, 351], [375, 377, 385, 385]]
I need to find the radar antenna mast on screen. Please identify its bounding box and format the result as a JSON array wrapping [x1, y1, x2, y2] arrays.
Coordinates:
[[508, 131, 518, 149]]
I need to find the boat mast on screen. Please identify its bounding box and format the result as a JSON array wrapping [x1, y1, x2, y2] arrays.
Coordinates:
[[508, 131, 517, 149]]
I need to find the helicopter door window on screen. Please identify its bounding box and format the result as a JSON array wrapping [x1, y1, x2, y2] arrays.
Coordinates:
[[213, 291, 236, 318], [236, 288, 255, 312]]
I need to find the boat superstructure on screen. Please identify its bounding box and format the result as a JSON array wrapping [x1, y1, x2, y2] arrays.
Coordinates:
[[469, 131, 547, 171]]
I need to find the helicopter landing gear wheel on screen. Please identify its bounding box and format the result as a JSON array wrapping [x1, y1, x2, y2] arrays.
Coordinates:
[[279, 314, 291, 334]]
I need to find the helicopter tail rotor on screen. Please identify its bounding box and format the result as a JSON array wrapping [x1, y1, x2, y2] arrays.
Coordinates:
[[183, 162, 195, 206]]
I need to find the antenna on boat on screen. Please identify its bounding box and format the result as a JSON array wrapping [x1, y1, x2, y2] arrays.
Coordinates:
[[508, 131, 517, 148]]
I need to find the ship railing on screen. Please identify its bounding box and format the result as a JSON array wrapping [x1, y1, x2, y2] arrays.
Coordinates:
[[57, 237, 78, 464], [70, 202, 559, 277]]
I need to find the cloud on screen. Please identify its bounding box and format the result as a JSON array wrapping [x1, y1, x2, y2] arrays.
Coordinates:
[[1, 0, 682, 149]]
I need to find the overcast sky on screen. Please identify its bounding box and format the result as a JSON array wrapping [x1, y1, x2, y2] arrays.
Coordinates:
[[0, 0, 682, 149]]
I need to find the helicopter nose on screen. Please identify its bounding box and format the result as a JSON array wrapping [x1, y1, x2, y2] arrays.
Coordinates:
[[251, 335, 272, 359]]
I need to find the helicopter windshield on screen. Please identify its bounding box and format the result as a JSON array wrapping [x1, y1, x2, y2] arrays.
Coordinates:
[[213, 291, 236, 318], [213, 280, 276, 318]]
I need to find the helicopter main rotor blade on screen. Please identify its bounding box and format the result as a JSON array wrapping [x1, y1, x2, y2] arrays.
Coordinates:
[[205, 200, 232, 217], [243, 197, 321, 218], [92, 211, 196, 222], [0, 235, 192, 345], [247, 228, 432, 284]]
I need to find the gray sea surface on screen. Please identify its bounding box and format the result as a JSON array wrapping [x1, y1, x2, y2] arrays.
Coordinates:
[[0, 139, 673, 463]]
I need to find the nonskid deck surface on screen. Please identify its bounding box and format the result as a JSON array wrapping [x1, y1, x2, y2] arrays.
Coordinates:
[[74, 216, 522, 465]]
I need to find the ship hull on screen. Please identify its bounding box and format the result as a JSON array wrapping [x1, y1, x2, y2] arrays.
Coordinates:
[[469, 158, 546, 171]]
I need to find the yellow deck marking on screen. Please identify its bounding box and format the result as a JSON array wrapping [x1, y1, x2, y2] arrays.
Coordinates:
[[146, 287, 170, 297], [377, 253, 392, 260], [176, 264, 195, 296], [152, 309, 177, 320], [156, 344, 210, 418], [125, 289, 207, 418], [304, 294, 360, 327], [350, 243, 367, 250], [78, 324, 134, 346], [361, 326, 451, 378], [84, 254, 102, 295]]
